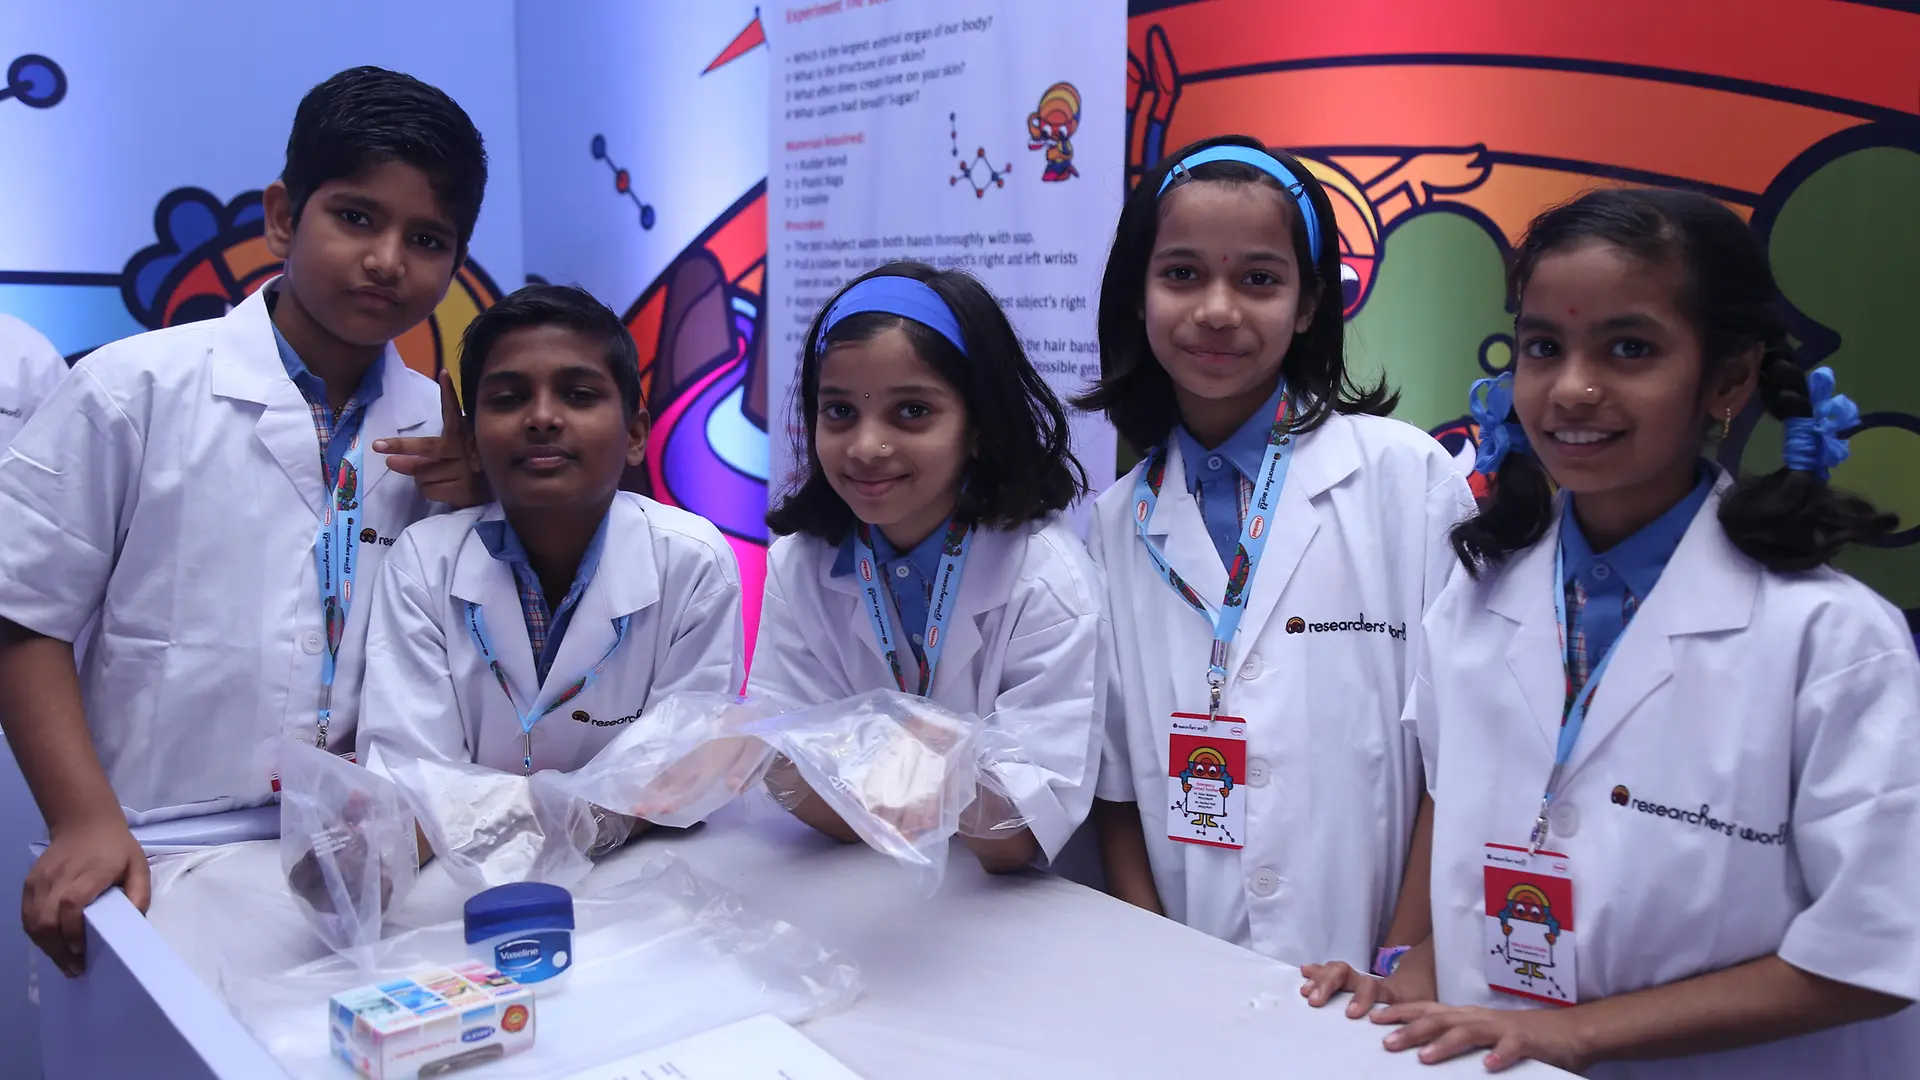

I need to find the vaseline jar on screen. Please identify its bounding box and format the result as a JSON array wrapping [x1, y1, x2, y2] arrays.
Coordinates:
[[464, 882, 575, 994]]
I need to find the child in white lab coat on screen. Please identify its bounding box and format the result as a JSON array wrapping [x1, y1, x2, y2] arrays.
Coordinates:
[[0, 313, 68, 450], [749, 261, 1102, 874], [358, 283, 743, 855], [0, 66, 489, 976], [1078, 135, 1472, 969], [1302, 188, 1919, 1078]]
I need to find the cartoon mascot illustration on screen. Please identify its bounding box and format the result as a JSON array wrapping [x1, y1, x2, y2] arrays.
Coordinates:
[[1027, 81, 1081, 182], [1178, 745, 1235, 831], [1493, 882, 1564, 984]]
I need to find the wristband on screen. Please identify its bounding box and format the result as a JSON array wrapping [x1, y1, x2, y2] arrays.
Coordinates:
[[1373, 945, 1411, 978]]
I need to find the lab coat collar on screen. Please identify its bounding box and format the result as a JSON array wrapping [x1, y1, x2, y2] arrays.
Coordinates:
[[453, 497, 662, 709], [1140, 416, 1358, 652], [208, 279, 433, 517], [819, 522, 1020, 695], [1489, 473, 1756, 770]]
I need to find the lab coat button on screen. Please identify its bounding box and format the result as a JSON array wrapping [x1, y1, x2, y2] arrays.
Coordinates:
[[1249, 869, 1280, 897], [1549, 801, 1580, 838], [1247, 758, 1270, 787], [1238, 654, 1263, 680], [301, 630, 324, 655]]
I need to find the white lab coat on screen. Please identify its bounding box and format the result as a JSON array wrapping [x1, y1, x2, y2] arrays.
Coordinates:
[[1093, 411, 1474, 968], [749, 517, 1104, 860], [357, 493, 745, 773], [1412, 479, 1920, 1079], [0, 283, 439, 823], [0, 313, 68, 450]]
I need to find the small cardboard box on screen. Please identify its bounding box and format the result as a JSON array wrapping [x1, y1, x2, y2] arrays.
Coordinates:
[[329, 960, 535, 1079]]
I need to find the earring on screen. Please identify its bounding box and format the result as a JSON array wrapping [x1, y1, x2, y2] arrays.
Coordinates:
[[1719, 407, 1733, 441]]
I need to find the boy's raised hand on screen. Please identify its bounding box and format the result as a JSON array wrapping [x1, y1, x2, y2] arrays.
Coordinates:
[[373, 370, 490, 510], [23, 820, 150, 977]]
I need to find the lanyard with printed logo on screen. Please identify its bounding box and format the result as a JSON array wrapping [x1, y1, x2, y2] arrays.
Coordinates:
[[464, 602, 632, 775], [312, 436, 366, 750], [1529, 541, 1626, 853], [854, 518, 972, 697], [1132, 388, 1294, 721]]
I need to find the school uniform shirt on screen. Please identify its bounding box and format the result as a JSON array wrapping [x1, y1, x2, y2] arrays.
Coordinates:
[[0, 313, 68, 450], [357, 492, 744, 774], [0, 281, 440, 824], [1411, 476, 1920, 1080], [1093, 399, 1475, 969], [749, 516, 1105, 861]]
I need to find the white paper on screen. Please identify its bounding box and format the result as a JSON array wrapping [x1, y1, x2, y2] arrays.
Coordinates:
[[561, 1013, 862, 1080], [765, 0, 1125, 528]]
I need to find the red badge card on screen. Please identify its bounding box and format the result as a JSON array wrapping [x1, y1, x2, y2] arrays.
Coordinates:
[[1165, 713, 1248, 850], [1483, 843, 1578, 1005]]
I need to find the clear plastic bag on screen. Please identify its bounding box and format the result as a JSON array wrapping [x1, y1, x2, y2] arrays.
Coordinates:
[[225, 853, 862, 1080], [553, 693, 779, 829], [276, 741, 419, 963], [745, 691, 1033, 890], [381, 754, 595, 892]]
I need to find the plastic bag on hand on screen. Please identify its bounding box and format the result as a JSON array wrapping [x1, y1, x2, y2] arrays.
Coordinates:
[[957, 720, 1039, 843], [554, 693, 778, 829], [382, 755, 594, 892], [742, 690, 986, 890], [277, 741, 418, 961]]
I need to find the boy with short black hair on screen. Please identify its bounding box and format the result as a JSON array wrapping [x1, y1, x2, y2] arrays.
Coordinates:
[[358, 284, 742, 856], [0, 66, 488, 974]]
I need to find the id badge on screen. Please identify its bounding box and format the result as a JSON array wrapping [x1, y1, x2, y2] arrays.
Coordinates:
[[1165, 713, 1248, 850], [1482, 843, 1578, 1005]]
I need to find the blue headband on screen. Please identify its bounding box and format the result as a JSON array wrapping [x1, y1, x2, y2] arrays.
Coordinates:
[[1156, 146, 1323, 262], [1780, 366, 1858, 482], [822, 276, 968, 356]]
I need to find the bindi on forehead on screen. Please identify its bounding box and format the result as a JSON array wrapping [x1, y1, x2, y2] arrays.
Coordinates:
[[1569, 307, 1579, 316]]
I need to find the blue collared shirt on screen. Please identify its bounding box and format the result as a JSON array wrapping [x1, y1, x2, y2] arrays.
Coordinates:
[[831, 522, 949, 665], [475, 512, 611, 685], [1173, 382, 1284, 568], [1559, 465, 1715, 690], [268, 287, 385, 483]]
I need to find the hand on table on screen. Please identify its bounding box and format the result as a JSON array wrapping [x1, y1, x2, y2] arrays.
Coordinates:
[[24, 820, 150, 976], [1375, 1001, 1588, 1073], [373, 371, 490, 510], [1300, 952, 1437, 1019]]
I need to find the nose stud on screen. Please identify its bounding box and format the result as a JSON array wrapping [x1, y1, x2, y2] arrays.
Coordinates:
[[1583, 386, 1598, 399]]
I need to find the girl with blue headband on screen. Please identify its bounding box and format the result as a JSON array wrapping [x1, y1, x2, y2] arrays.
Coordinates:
[[1077, 134, 1475, 973], [1303, 188, 1917, 1079], [752, 261, 1103, 874]]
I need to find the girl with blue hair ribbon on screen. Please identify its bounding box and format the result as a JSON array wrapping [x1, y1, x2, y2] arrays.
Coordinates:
[[750, 261, 1103, 875], [1302, 188, 1919, 1080]]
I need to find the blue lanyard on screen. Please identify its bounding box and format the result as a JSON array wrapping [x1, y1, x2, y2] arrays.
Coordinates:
[[464, 602, 631, 775], [854, 518, 972, 697], [312, 436, 366, 750], [1529, 540, 1625, 852], [1132, 389, 1294, 720]]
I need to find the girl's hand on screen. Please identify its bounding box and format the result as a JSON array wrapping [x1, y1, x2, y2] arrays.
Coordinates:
[[1376, 1002, 1588, 1073], [1299, 955, 1436, 1018]]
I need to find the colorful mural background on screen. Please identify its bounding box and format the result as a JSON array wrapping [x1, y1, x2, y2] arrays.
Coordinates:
[[515, 3, 772, 662], [1127, 0, 1920, 635]]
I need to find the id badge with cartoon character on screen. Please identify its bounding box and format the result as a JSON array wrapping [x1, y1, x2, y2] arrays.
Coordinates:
[[1483, 843, 1578, 1005], [1165, 713, 1248, 849]]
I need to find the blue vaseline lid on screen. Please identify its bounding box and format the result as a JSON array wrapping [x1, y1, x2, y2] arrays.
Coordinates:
[[463, 882, 575, 944]]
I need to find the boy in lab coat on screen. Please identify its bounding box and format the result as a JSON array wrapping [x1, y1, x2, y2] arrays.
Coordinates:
[[357, 283, 743, 855], [0, 66, 489, 976], [0, 314, 68, 450]]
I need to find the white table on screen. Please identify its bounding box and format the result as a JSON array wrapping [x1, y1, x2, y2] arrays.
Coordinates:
[[41, 807, 1569, 1079]]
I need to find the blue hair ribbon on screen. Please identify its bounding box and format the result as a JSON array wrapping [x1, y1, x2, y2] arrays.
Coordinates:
[[1156, 145, 1323, 262], [823, 276, 968, 356], [1780, 366, 1858, 482], [1469, 373, 1531, 476]]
